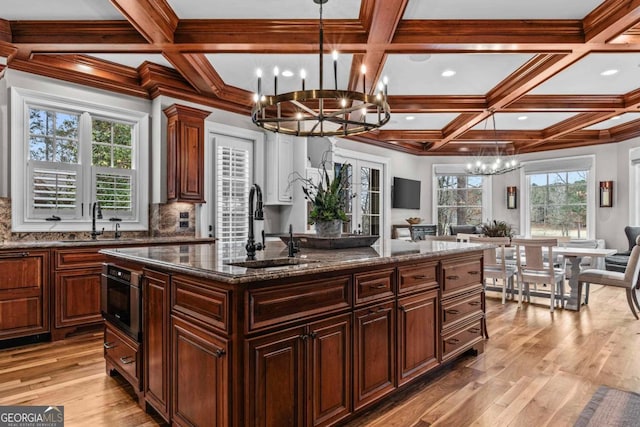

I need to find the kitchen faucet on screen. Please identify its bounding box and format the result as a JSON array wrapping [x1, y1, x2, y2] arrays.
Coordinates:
[[114, 222, 121, 239], [246, 184, 265, 260], [90, 202, 104, 240]]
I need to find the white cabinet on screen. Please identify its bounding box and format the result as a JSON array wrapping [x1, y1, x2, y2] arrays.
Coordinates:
[[265, 133, 294, 205]]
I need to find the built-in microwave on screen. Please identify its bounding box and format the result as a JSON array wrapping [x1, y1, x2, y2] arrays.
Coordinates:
[[101, 263, 142, 342]]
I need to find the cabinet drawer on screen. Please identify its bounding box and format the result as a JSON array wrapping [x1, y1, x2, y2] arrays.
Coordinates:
[[398, 262, 438, 294], [172, 274, 229, 333], [55, 248, 106, 270], [441, 289, 483, 331], [247, 275, 351, 332], [441, 317, 484, 362], [105, 323, 140, 388], [354, 269, 395, 305], [441, 258, 482, 297]]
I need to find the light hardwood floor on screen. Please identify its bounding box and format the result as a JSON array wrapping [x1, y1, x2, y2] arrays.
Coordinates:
[[1, 284, 639, 426]]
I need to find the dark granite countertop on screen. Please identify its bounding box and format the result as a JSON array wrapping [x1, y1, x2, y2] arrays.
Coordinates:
[[0, 236, 216, 250], [99, 239, 490, 284]]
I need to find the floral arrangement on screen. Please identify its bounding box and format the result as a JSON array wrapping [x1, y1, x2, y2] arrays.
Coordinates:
[[481, 220, 514, 237]]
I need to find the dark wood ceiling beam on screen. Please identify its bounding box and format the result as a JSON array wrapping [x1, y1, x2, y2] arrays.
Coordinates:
[[0, 42, 18, 61], [520, 112, 616, 150], [10, 21, 147, 45], [348, 0, 408, 93], [0, 19, 11, 43], [109, 0, 178, 44], [10, 54, 148, 98], [583, 0, 640, 43], [388, 95, 487, 112], [394, 19, 585, 44], [507, 94, 625, 110]]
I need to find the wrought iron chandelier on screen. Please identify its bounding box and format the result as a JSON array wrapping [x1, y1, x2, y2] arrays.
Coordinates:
[[465, 112, 520, 176], [251, 0, 391, 137]]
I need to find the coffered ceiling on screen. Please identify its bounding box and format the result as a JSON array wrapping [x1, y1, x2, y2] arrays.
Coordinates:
[[3, 0, 640, 156]]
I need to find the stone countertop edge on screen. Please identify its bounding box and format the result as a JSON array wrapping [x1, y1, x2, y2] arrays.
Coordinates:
[[0, 236, 217, 249], [98, 241, 493, 285]]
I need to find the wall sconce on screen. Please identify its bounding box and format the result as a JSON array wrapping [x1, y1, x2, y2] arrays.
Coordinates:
[[599, 181, 613, 207], [507, 186, 517, 209]]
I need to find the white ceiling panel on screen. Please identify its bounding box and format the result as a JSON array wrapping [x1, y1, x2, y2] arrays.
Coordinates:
[[382, 53, 534, 96], [167, 0, 361, 19], [86, 54, 174, 70], [584, 113, 640, 130], [472, 112, 579, 130], [381, 113, 460, 130], [403, 0, 605, 19], [206, 53, 354, 95], [1, 0, 123, 20], [530, 53, 640, 95]]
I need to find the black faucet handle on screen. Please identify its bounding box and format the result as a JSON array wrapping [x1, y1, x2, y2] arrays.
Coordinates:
[[261, 229, 266, 249]]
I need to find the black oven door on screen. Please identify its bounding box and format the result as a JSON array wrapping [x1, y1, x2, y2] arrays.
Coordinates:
[[101, 264, 141, 341]]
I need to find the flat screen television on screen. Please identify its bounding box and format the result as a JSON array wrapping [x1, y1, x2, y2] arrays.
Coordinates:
[[392, 177, 421, 209]]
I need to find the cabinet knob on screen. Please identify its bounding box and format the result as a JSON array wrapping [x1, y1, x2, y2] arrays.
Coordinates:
[[398, 305, 406, 312], [309, 332, 317, 339], [214, 348, 226, 358], [299, 334, 309, 341]]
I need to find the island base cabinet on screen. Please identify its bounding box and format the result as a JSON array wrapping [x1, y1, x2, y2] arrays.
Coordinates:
[[247, 313, 352, 427], [353, 301, 396, 410], [397, 290, 439, 386], [171, 316, 228, 427]]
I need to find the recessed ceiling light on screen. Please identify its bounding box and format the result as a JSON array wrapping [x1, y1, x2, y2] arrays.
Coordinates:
[[611, 115, 621, 120], [281, 70, 294, 77], [405, 116, 415, 121], [441, 69, 456, 77], [517, 116, 528, 121], [600, 69, 619, 76], [409, 54, 431, 62]]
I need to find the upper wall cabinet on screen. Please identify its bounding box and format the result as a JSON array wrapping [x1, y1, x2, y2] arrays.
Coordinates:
[[164, 104, 210, 203], [265, 133, 295, 205]]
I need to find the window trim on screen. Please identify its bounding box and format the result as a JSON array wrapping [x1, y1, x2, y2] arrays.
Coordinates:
[[10, 86, 149, 232], [630, 147, 640, 226], [519, 155, 596, 238]]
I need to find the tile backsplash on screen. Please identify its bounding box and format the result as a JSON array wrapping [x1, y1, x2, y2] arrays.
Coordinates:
[[0, 197, 196, 241]]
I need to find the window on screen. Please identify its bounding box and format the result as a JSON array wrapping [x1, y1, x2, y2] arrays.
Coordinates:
[[522, 155, 594, 238], [214, 134, 253, 257], [436, 175, 484, 235], [528, 171, 588, 237], [11, 87, 149, 232], [631, 147, 640, 226]]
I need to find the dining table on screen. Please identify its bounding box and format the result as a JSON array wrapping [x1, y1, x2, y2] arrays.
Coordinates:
[[545, 246, 617, 311]]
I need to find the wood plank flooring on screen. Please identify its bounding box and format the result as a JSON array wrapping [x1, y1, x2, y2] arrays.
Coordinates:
[[1, 284, 638, 426]]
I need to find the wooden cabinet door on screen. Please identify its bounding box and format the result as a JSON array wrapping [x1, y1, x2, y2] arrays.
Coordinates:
[[143, 269, 170, 420], [397, 290, 439, 386], [54, 267, 102, 328], [247, 326, 306, 427], [308, 314, 352, 427], [171, 316, 228, 427], [164, 104, 210, 203], [353, 301, 396, 410], [0, 250, 49, 339]]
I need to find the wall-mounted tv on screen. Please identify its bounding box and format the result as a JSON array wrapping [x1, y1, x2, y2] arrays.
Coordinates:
[[392, 177, 421, 209]]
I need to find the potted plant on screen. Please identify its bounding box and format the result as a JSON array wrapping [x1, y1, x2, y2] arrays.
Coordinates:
[[299, 160, 351, 237], [481, 220, 514, 238]]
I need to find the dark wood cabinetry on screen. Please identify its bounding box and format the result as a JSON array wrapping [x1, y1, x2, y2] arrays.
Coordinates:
[[0, 250, 49, 340], [52, 248, 106, 340], [143, 268, 171, 421], [164, 104, 210, 203]]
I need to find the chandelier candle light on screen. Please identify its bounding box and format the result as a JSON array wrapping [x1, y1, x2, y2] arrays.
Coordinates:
[[251, 0, 391, 137], [465, 113, 520, 176]]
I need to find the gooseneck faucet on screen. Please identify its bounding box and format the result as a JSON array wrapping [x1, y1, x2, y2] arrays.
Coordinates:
[[91, 202, 104, 240], [287, 224, 299, 258], [246, 184, 265, 260]]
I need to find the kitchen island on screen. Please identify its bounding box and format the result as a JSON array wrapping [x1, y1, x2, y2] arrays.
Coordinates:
[[101, 239, 488, 427]]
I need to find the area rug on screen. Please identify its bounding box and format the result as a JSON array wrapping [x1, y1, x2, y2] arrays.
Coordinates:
[[574, 385, 640, 426]]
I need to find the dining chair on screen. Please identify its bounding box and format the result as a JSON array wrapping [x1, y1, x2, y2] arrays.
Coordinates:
[[577, 235, 640, 319], [455, 233, 476, 242], [469, 236, 518, 305], [512, 238, 566, 312]]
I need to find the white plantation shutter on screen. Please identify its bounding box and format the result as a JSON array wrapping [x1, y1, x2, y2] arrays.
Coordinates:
[[94, 168, 135, 219], [28, 161, 82, 218], [216, 144, 250, 249]]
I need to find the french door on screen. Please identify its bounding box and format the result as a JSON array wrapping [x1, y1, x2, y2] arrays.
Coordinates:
[[333, 156, 384, 236]]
